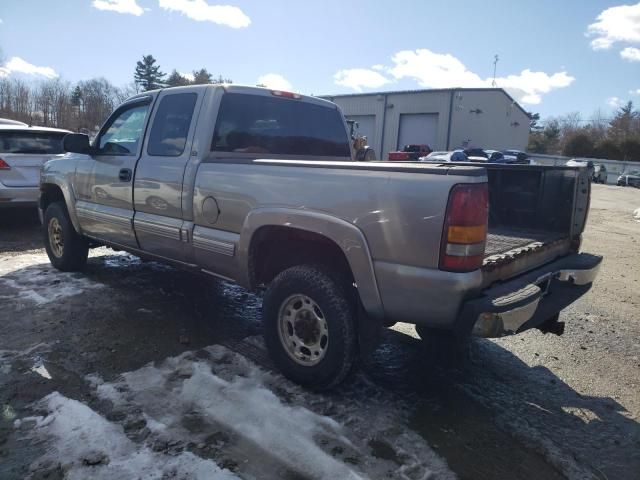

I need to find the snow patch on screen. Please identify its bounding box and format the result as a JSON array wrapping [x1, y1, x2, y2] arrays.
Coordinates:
[[25, 345, 452, 479], [633, 207, 640, 222], [84, 345, 452, 479], [31, 357, 52, 380], [28, 392, 237, 479], [95, 346, 363, 479], [0, 253, 103, 305]]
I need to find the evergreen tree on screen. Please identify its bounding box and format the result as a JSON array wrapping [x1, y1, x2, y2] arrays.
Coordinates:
[[192, 68, 213, 85], [528, 112, 541, 132], [134, 55, 166, 91], [608, 101, 639, 144], [166, 70, 191, 88], [71, 85, 82, 107]]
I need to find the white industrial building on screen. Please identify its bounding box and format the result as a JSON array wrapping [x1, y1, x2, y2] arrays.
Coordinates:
[[322, 88, 530, 159]]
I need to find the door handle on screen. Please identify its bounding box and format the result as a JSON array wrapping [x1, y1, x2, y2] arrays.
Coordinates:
[[119, 168, 132, 182]]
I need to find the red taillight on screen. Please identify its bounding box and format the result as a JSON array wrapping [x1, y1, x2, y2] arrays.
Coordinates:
[[0, 158, 10, 170], [440, 183, 488, 272], [271, 90, 301, 99]]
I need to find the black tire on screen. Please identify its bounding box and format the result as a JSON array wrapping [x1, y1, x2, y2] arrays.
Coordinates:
[[262, 265, 357, 390], [43, 201, 89, 272], [415, 325, 469, 368]]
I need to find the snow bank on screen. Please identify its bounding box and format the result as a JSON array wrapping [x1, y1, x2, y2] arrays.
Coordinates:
[[28, 392, 238, 480], [0, 253, 103, 305]]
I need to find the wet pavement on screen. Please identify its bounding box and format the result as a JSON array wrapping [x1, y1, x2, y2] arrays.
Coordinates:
[[1, 184, 639, 479]]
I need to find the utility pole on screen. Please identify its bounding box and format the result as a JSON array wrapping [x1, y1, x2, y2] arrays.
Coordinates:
[[492, 54, 499, 87]]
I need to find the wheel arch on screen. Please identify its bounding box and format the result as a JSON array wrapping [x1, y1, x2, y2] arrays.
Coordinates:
[[238, 208, 384, 321], [39, 176, 81, 232]]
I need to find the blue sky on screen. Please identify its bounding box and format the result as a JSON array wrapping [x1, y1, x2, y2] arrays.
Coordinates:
[[1, 0, 639, 120]]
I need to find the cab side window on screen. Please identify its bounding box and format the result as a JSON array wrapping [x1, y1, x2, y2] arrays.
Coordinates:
[[98, 103, 150, 155], [147, 93, 197, 157]]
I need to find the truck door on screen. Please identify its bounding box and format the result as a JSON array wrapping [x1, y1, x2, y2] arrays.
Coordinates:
[[74, 97, 153, 248], [133, 89, 202, 261]]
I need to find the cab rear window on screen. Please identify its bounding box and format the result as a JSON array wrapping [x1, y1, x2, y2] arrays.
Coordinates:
[[0, 131, 66, 154], [212, 93, 350, 157]]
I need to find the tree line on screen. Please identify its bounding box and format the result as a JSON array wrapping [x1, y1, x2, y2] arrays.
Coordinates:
[[528, 102, 640, 161], [0, 54, 230, 133]]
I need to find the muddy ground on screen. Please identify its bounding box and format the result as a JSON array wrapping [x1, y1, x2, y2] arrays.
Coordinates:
[[0, 184, 639, 479]]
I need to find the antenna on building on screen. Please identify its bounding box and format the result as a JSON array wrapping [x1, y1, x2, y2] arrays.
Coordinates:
[[492, 54, 499, 87]]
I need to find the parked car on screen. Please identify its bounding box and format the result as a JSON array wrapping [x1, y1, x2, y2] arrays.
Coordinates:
[[419, 150, 468, 162], [617, 170, 640, 188], [40, 84, 601, 389], [566, 160, 595, 179], [592, 164, 607, 184], [0, 125, 70, 208], [501, 149, 529, 164], [388, 144, 432, 161], [463, 148, 488, 162], [483, 150, 506, 163], [0, 118, 28, 126]]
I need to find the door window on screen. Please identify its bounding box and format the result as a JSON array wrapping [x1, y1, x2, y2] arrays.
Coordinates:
[[147, 93, 197, 156], [98, 103, 150, 155]]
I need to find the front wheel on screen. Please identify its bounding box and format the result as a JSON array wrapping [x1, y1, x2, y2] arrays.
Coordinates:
[[262, 265, 357, 390], [43, 202, 89, 272]]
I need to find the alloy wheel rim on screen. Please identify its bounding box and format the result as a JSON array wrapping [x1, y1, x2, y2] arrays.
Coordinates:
[[48, 217, 64, 258], [277, 294, 329, 366]]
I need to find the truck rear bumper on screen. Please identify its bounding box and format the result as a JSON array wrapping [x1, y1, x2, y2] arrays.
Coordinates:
[[463, 252, 602, 338]]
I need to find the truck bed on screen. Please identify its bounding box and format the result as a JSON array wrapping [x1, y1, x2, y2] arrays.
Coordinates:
[[477, 164, 590, 283], [484, 228, 565, 258]]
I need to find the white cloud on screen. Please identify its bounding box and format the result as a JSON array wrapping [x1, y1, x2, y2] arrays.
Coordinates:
[[388, 49, 484, 88], [0, 57, 58, 79], [493, 69, 575, 105], [256, 73, 292, 91], [179, 71, 195, 81], [92, 0, 144, 16], [630, 88, 640, 95], [334, 49, 573, 105], [159, 0, 250, 28], [608, 96, 622, 108], [371, 64, 385, 71], [621, 46, 640, 61], [333, 68, 392, 92], [587, 2, 640, 50]]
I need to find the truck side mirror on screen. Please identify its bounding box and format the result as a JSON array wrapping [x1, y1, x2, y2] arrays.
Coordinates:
[[63, 133, 93, 154]]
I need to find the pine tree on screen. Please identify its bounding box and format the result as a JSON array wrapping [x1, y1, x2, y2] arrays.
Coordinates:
[[166, 70, 191, 88], [608, 101, 639, 144], [134, 55, 166, 91], [192, 68, 213, 85]]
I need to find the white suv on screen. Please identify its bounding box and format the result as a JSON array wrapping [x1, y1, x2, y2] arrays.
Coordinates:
[[0, 125, 70, 208]]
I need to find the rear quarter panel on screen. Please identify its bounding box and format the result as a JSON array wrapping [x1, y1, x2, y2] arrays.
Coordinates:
[[192, 162, 482, 269]]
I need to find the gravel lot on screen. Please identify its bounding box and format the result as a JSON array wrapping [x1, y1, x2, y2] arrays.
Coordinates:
[[0, 184, 638, 479]]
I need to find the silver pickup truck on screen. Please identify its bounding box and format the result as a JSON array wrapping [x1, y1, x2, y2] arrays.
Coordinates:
[[40, 85, 601, 389]]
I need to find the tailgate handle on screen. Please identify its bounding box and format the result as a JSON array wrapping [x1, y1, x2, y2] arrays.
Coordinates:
[[119, 168, 132, 182]]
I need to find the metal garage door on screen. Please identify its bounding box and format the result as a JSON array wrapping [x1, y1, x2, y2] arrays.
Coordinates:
[[347, 115, 376, 147], [397, 113, 438, 150]]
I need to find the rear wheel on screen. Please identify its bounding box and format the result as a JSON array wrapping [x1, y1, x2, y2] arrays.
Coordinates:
[[262, 265, 357, 390], [43, 202, 89, 272]]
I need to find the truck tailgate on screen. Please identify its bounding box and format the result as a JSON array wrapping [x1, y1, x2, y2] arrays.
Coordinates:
[[478, 164, 591, 288]]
